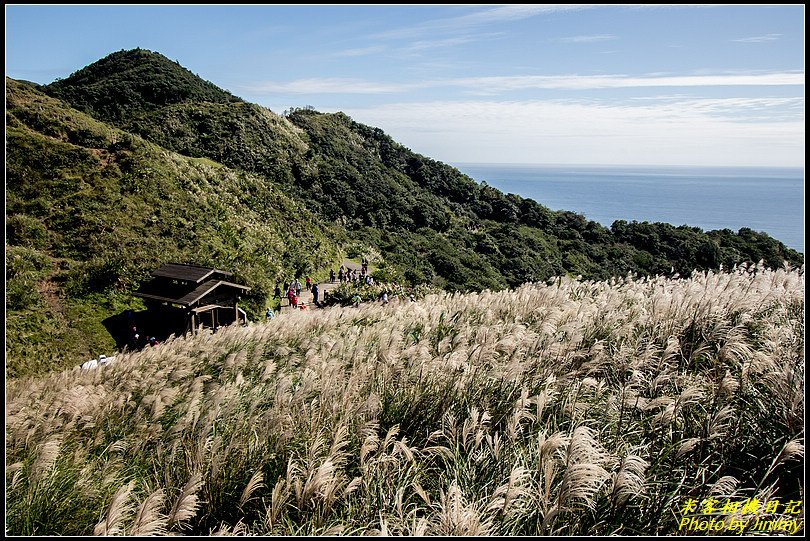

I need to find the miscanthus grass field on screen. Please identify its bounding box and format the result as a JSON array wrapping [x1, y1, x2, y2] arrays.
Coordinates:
[[6, 263, 804, 536]]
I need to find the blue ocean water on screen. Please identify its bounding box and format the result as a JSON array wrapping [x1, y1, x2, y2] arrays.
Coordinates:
[[454, 164, 805, 254]]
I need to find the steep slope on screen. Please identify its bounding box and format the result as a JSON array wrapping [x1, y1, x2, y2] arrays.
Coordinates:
[[42, 49, 802, 291], [6, 77, 342, 377]]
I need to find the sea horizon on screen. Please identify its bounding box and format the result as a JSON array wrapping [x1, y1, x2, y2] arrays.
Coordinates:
[[455, 162, 804, 173], [453, 163, 805, 255]]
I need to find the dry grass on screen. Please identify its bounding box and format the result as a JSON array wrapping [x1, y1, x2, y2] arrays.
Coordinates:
[[6, 263, 804, 535]]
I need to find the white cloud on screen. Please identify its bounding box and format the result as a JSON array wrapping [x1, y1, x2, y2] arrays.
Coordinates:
[[441, 4, 594, 27], [403, 33, 504, 53], [450, 72, 805, 91], [557, 34, 618, 43], [372, 4, 594, 40], [334, 98, 805, 166], [240, 71, 805, 96], [732, 33, 782, 43], [331, 45, 386, 57], [372, 4, 718, 40], [241, 78, 412, 94]]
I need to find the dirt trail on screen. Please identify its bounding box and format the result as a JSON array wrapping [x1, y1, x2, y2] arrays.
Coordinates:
[[36, 259, 67, 323], [316, 259, 361, 296], [280, 259, 362, 309]]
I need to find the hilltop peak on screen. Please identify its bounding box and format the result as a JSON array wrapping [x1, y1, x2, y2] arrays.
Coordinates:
[[46, 48, 241, 121]]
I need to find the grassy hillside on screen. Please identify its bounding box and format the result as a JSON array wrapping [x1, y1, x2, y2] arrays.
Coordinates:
[[6, 265, 804, 535], [6, 77, 343, 377], [41, 49, 803, 291]]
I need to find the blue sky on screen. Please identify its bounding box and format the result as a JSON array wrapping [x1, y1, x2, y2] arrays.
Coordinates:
[[5, 4, 805, 167]]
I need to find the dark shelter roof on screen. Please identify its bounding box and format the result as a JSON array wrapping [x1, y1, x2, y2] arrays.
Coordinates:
[[176, 279, 250, 306], [133, 264, 250, 308], [151, 263, 233, 283]]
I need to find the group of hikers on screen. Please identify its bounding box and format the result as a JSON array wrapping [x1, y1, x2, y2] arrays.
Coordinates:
[[270, 275, 319, 314], [330, 258, 374, 286], [125, 310, 161, 350], [265, 260, 415, 320], [129, 324, 161, 349]]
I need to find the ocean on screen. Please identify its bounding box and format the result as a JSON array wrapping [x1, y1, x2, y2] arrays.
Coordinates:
[[453, 164, 805, 255]]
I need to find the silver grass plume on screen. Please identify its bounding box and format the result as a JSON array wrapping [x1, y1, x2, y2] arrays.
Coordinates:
[[130, 488, 168, 536], [762, 438, 804, 481], [94, 480, 136, 535], [708, 475, 739, 497], [31, 434, 62, 484], [239, 470, 265, 509], [708, 405, 736, 440], [677, 437, 702, 459], [558, 426, 610, 510], [610, 454, 648, 506], [264, 478, 290, 530], [486, 466, 530, 515], [211, 519, 248, 535], [7, 462, 24, 491], [537, 431, 569, 508], [168, 472, 204, 530], [434, 482, 493, 536]]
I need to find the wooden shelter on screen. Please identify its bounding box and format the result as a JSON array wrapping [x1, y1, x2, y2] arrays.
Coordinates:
[[133, 263, 251, 334]]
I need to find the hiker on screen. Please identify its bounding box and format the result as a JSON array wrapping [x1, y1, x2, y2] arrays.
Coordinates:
[[274, 282, 282, 299], [266, 307, 275, 320], [291, 293, 299, 309], [338, 267, 345, 283], [312, 283, 320, 306], [381, 291, 389, 305], [287, 287, 296, 307], [149, 336, 160, 347], [294, 278, 302, 297], [351, 293, 361, 307], [130, 325, 141, 350], [330, 269, 335, 283], [306, 276, 312, 291]]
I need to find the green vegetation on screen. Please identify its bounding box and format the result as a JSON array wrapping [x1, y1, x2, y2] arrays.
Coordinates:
[[6, 77, 342, 377], [6, 265, 804, 534], [284, 108, 802, 287], [5, 48, 803, 377], [46, 48, 241, 121]]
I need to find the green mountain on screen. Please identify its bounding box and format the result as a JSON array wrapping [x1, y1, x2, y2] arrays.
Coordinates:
[[6, 76, 341, 377], [47, 48, 242, 121], [6, 48, 803, 377]]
